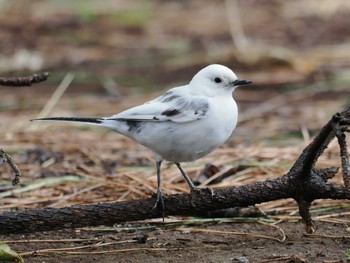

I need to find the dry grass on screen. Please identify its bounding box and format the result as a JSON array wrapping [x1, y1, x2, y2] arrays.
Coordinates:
[[0, 69, 348, 223], [0, 2, 350, 262], [0, 98, 347, 218], [0, 0, 348, 237]]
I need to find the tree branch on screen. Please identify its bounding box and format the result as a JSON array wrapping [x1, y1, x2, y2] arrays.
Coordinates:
[[0, 107, 349, 234], [0, 149, 21, 186], [0, 72, 51, 87], [1, 71, 51, 184]]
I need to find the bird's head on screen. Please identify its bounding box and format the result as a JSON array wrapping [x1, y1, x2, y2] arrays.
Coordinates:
[[189, 64, 251, 97]]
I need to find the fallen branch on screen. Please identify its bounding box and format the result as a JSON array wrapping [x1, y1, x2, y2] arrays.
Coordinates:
[[0, 107, 348, 234], [0, 72, 51, 87]]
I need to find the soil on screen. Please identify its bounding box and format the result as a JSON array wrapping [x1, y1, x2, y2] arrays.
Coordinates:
[[0, 1, 350, 262], [2, 220, 349, 262]]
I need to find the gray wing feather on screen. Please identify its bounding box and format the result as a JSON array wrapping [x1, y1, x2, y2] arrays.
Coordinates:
[[109, 90, 209, 123]]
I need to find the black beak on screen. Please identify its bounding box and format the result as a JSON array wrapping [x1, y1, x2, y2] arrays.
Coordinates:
[[233, 79, 252, 86]]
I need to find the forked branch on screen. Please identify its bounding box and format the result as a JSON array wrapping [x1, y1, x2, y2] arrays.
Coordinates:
[[0, 106, 348, 234]]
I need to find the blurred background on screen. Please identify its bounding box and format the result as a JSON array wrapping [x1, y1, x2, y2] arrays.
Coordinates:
[[0, 0, 349, 209]]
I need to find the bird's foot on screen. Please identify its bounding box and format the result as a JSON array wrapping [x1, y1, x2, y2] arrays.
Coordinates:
[[151, 189, 165, 220]]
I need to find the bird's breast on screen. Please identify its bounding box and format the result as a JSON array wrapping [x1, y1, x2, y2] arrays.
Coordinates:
[[208, 96, 238, 138], [150, 97, 237, 162]]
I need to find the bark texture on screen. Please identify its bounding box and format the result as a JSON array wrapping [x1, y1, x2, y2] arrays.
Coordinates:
[[0, 72, 51, 87], [0, 107, 349, 234]]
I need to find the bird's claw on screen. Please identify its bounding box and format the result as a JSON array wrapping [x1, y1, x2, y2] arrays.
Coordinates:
[[151, 189, 165, 220]]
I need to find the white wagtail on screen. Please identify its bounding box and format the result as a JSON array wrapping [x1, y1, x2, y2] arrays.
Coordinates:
[[32, 64, 251, 215]]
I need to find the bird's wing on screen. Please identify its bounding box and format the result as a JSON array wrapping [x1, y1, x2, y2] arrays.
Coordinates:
[[109, 89, 209, 123]]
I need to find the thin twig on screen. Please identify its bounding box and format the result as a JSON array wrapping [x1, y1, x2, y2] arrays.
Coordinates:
[[4, 238, 99, 244], [257, 220, 286, 243], [304, 233, 350, 239], [0, 72, 51, 187], [0, 148, 21, 185], [20, 239, 143, 256], [176, 227, 284, 243], [260, 256, 303, 263], [22, 247, 166, 256], [0, 72, 51, 87]]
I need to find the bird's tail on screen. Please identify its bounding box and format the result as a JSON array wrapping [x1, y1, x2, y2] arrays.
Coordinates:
[[32, 117, 131, 136], [31, 117, 105, 125]]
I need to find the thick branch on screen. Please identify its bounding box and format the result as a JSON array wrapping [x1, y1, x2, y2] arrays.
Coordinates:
[[290, 106, 350, 232], [0, 168, 347, 234], [290, 119, 334, 177], [0, 72, 51, 87], [0, 107, 348, 234], [291, 106, 350, 179], [0, 175, 298, 234]]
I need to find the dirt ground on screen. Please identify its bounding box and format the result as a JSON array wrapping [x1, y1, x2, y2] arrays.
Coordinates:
[[0, 0, 350, 262], [2, 220, 350, 262]]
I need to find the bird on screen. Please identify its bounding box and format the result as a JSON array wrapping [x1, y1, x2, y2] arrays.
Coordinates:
[[32, 64, 252, 216]]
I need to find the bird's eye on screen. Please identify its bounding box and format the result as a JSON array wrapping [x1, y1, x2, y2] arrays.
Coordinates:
[[214, 77, 222, 83]]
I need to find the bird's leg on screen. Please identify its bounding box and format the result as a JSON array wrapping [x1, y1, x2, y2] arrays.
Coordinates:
[[175, 162, 197, 192], [152, 159, 165, 219]]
